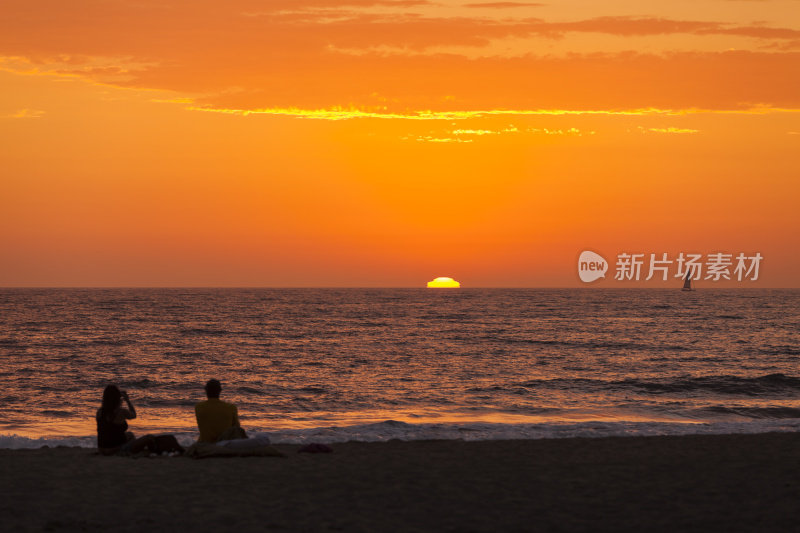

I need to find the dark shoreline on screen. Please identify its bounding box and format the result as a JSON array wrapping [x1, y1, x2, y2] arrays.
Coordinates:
[[2, 431, 800, 531]]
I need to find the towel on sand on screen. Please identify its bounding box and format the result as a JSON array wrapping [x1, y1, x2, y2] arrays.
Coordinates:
[[185, 441, 285, 459], [217, 435, 271, 449]]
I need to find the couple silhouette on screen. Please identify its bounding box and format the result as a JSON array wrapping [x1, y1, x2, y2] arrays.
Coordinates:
[[96, 379, 243, 455]]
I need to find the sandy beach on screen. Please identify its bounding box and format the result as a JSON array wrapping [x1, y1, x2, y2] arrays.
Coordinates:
[[2, 432, 800, 532]]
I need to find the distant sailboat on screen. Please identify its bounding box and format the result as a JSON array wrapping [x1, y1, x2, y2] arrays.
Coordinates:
[[682, 266, 695, 291]]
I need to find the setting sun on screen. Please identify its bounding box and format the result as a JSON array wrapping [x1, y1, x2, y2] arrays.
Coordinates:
[[427, 277, 461, 288]]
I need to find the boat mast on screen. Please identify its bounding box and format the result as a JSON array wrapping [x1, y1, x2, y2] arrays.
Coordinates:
[[682, 266, 693, 290]]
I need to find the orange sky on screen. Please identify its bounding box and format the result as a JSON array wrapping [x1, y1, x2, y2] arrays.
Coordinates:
[[1, 0, 798, 287]]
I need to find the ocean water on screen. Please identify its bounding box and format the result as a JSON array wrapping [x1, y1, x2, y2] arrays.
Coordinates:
[[1, 288, 799, 448]]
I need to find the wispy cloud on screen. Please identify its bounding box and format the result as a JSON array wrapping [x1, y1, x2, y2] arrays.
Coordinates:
[[640, 126, 700, 134], [451, 128, 503, 135], [527, 127, 594, 135], [404, 125, 595, 142], [185, 104, 800, 120], [2, 3, 800, 113], [4, 108, 45, 119], [406, 136, 475, 142], [464, 2, 545, 8]]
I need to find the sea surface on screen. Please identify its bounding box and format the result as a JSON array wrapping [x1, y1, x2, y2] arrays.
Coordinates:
[[0, 288, 798, 448]]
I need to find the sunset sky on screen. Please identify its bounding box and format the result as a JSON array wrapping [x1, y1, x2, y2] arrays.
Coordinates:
[[1, 0, 798, 287]]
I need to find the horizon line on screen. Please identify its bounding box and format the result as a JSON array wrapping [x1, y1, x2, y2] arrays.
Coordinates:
[[0, 286, 795, 290]]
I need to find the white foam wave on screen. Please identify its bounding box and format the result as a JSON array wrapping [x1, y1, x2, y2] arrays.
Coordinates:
[[4, 419, 800, 449], [260, 419, 800, 444], [0, 434, 97, 449]]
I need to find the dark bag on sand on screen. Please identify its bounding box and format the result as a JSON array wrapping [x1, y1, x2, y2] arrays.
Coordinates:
[[151, 434, 184, 454]]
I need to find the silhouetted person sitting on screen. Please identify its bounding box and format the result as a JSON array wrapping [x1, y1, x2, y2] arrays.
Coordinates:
[[195, 379, 246, 443], [96, 385, 157, 455]]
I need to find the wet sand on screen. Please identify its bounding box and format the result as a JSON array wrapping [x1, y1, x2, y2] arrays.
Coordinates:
[[2, 432, 800, 532]]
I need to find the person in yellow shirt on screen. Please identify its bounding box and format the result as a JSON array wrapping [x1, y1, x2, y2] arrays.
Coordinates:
[[195, 379, 244, 443]]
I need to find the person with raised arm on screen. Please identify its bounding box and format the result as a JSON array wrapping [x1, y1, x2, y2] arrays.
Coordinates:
[[96, 385, 154, 455], [96, 385, 183, 456]]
